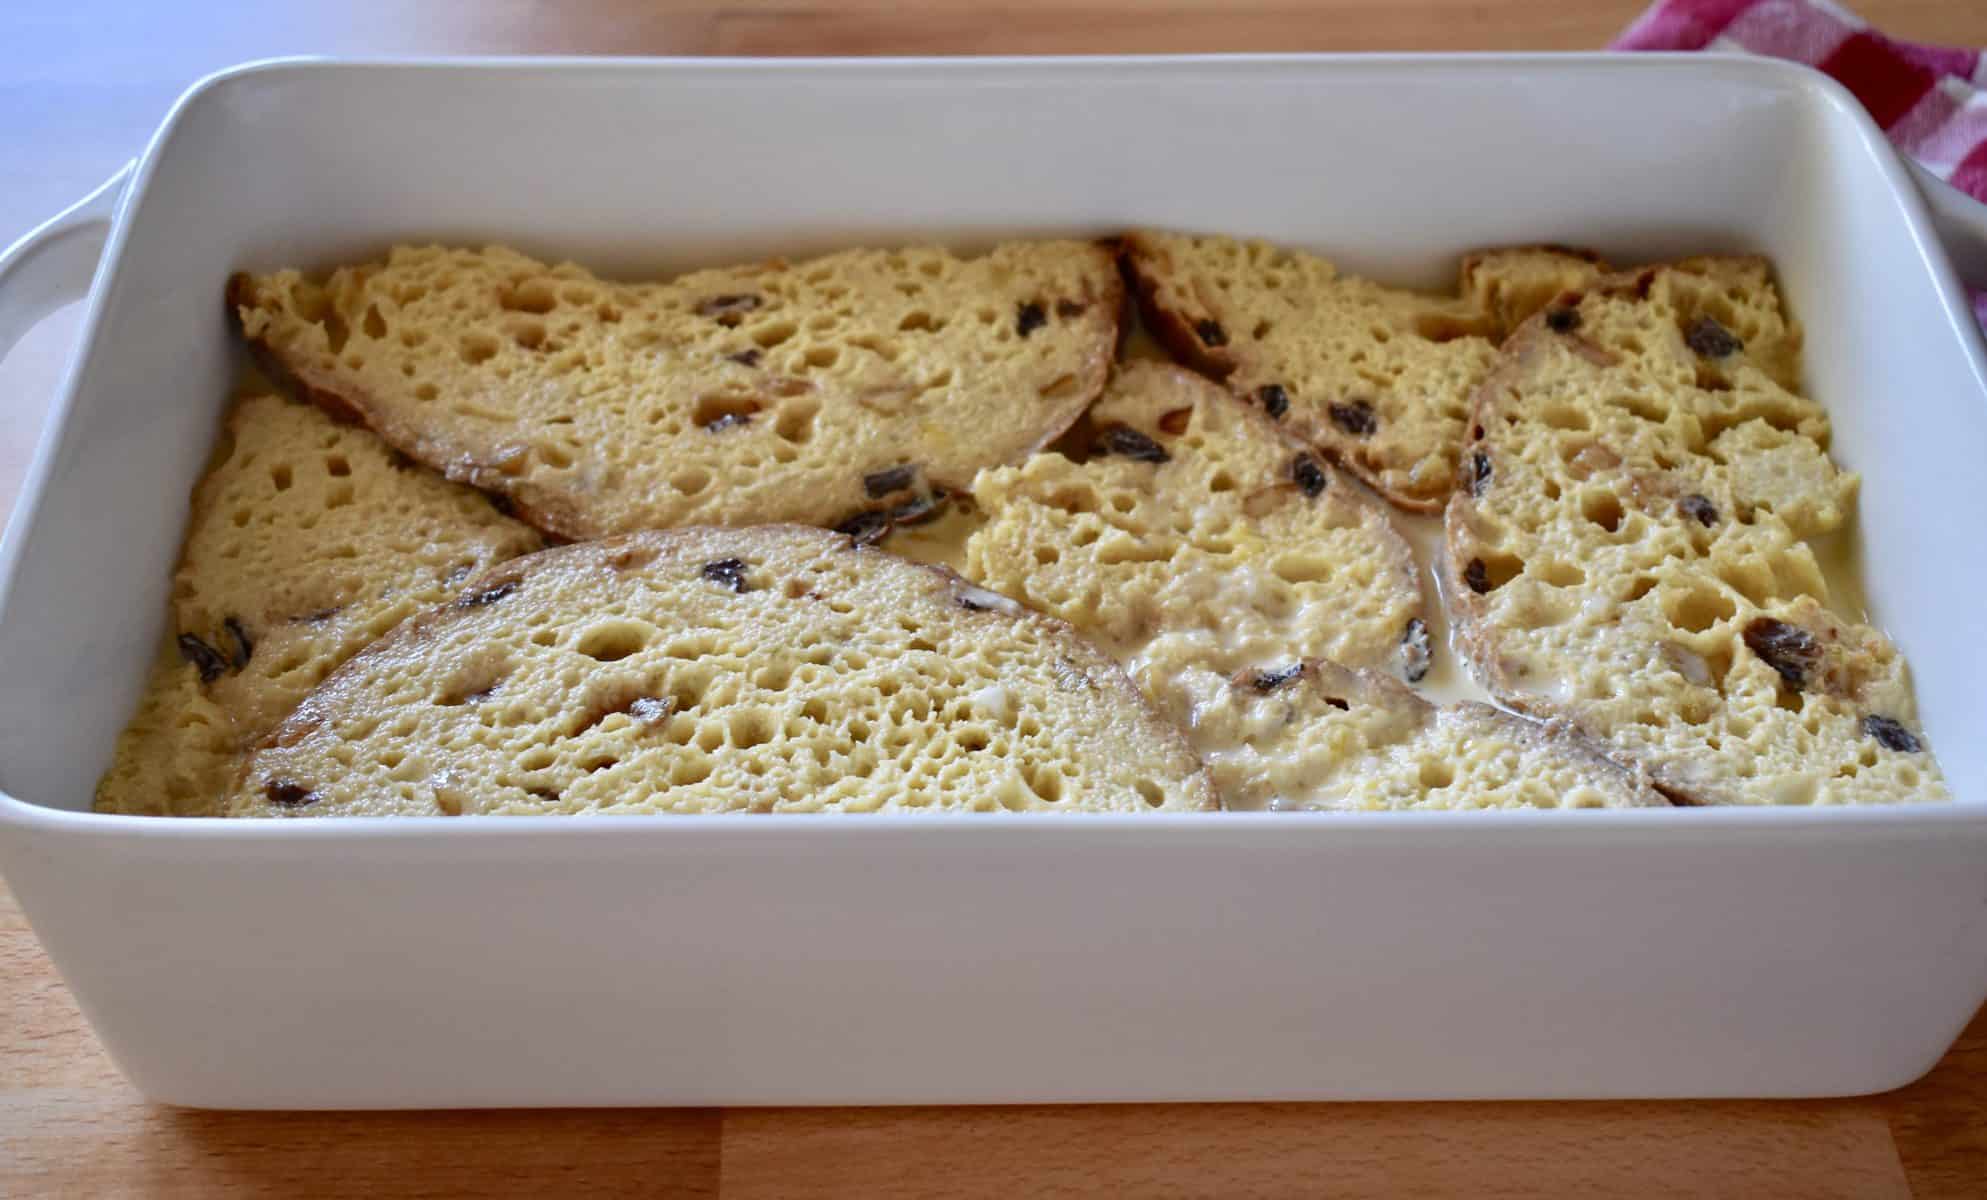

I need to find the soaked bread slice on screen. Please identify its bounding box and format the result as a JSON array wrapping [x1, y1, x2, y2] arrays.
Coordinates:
[[227, 525, 1216, 817], [1194, 659, 1665, 811], [173, 395, 543, 745], [230, 241, 1121, 541], [961, 367, 1653, 811], [93, 643, 237, 817], [965, 361, 1425, 737], [1461, 245, 1614, 335], [1120, 231, 1602, 512], [1445, 258, 1947, 805]]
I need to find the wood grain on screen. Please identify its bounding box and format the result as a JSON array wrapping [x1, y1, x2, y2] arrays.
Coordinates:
[[722, 1102, 1913, 1198], [4, 1, 1987, 1195], [698, 0, 1984, 56], [1884, 1010, 1987, 1199]]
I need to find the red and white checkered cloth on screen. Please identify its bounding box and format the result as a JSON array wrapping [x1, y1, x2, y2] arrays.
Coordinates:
[[1615, 0, 1987, 326]]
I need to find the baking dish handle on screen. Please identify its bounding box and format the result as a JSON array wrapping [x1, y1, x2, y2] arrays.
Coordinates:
[[0, 160, 133, 364], [1908, 160, 1987, 297]]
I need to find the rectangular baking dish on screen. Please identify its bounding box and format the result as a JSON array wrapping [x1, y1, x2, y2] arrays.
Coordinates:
[[2, 55, 1986, 1109]]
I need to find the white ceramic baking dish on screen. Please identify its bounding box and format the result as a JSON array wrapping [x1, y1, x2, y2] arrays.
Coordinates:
[[2, 55, 1986, 1110]]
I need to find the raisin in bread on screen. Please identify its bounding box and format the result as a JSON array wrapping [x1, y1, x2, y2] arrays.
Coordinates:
[[965, 361, 1425, 737], [230, 242, 1121, 541], [93, 644, 236, 817], [1445, 258, 1946, 805], [1197, 659, 1665, 811], [173, 394, 542, 744], [227, 526, 1215, 817], [1120, 231, 1603, 512], [879, 491, 988, 574], [1462, 245, 1612, 335]]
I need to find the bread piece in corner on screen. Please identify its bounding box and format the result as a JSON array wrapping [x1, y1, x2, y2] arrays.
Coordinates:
[[1460, 244, 1614, 335], [966, 360, 1426, 735], [1120, 230, 1603, 512], [1195, 659, 1665, 811], [227, 525, 1216, 817], [172, 394, 543, 746], [1445, 257, 1946, 805], [230, 241, 1122, 541], [93, 643, 237, 817]]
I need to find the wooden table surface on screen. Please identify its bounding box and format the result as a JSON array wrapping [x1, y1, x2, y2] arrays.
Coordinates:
[[5, 2, 1986, 1195]]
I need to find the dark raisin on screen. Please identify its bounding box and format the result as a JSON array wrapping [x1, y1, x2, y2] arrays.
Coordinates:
[[888, 493, 944, 527], [835, 510, 893, 546], [1328, 400, 1377, 437], [696, 293, 761, 324], [176, 634, 229, 683], [1862, 714, 1922, 753], [725, 348, 762, 367], [1323, 696, 1351, 711], [1257, 384, 1289, 420], [701, 558, 750, 594], [1194, 318, 1228, 347], [1157, 407, 1192, 436], [264, 779, 317, 807], [458, 580, 519, 608], [1679, 493, 1719, 527], [222, 616, 254, 670], [1469, 452, 1492, 497], [1016, 302, 1047, 338], [1685, 317, 1743, 358], [863, 464, 919, 498], [1055, 299, 1086, 318], [1463, 558, 1491, 594], [1743, 617, 1820, 688], [1545, 307, 1581, 334], [488, 494, 518, 519], [1401, 618, 1432, 684], [1099, 424, 1170, 464], [1291, 454, 1328, 498], [702, 412, 750, 433], [1252, 663, 1305, 693]]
